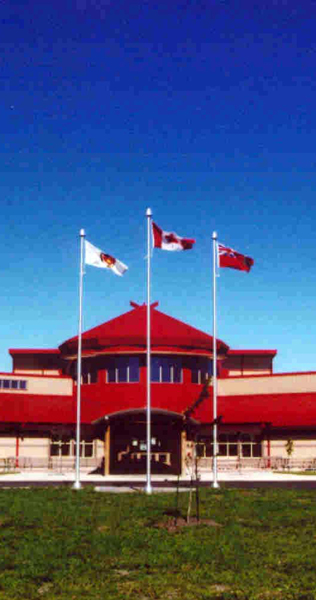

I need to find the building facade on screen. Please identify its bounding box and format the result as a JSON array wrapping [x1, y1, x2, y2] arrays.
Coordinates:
[[1, 301, 316, 474]]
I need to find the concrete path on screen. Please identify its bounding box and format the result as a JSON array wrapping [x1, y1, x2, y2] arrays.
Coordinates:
[[0, 468, 316, 489]]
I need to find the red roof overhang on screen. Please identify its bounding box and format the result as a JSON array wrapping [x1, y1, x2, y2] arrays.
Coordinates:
[[9, 349, 61, 356], [0, 393, 76, 424], [227, 349, 277, 357], [193, 392, 316, 428], [1, 389, 316, 430]]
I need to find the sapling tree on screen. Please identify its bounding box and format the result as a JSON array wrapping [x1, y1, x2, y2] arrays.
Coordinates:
[[285, 438, 294, 469], [184, 440, 201, 523], [285, 438, 294, 457]]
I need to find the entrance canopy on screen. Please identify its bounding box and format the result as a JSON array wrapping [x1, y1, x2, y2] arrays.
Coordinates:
[[93, 407, 199, 427]]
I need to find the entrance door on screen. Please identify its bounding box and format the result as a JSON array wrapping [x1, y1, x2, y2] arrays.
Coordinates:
[[109, 412, 181, 474]]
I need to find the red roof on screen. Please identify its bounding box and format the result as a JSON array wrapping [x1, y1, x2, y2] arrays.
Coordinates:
[[194, 392, 316, 427], [59, 302, 229, 357], [9, 349, 60, 356], [227, 349, 277, 356], [0, 393, 76, 424], [1, 386, 316, 430]]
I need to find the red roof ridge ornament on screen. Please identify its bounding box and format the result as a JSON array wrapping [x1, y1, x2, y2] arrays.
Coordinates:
[[130, 301, 159, 309]]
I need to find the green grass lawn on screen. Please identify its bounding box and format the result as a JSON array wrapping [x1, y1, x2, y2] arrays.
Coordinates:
[[0, 486, 315, 600]]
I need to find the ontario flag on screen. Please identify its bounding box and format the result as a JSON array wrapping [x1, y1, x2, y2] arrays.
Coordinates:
[[152, 222, 195, 251], [218, 243, 254, 272], [85, 240, 128, 276]]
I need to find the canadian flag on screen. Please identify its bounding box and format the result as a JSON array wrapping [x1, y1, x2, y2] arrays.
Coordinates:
[[152, 222, 195, 251], [218, 243, 254, 272], [85, 240, 128, 276]]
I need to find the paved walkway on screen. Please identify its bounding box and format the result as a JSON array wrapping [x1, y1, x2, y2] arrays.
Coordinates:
[[1, 468, 316, 487]]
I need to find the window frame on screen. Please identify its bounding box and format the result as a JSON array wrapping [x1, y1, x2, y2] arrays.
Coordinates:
[[197, 433, 262, 459], [151, 356, 183, 383], [0, 379, 27, 391], [50, 436, 96, 458], [191, 358, 213, 384], [107, 356, 140, 383]]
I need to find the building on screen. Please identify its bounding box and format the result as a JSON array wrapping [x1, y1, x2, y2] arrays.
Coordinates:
[[1, 301, 316, 474]]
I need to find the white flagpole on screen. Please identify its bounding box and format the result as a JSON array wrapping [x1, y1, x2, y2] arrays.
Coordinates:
[[212, 231, 219, 488], [73, 228, 85, 490], [146, 208, 152, 494]]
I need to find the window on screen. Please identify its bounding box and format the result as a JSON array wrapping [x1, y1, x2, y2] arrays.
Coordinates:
[[196, 433, 262, 458], [73, 369, 98, 385], [50, 436, 95, 458], [196, 442, 212, 457], [218, 433, 238, 457], [50, 435, 71, 457], [74, 440, 94, 458], [131, 437, 162, 451], [82, 371, 98, 384], [191, 358, 212, 384], [240, 433, 262, 458], [0, 379, 27, 390], [107, 357, 139, 383], [151, 357, 182, 383]]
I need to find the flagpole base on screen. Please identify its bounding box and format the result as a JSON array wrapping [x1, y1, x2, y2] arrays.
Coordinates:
[[212, 481, 220, 489], [145, 483, 152, 495], [72, 480, 82, 490]]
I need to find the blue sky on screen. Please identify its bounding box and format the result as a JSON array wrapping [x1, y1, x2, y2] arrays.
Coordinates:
[[1, 0, 316, 373]]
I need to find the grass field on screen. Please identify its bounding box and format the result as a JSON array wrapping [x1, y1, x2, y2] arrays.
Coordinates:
[[0, 486, 315, 600]]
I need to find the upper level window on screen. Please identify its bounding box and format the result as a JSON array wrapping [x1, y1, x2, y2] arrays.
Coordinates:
[[72, 362, 98, 385], [74, 372, 98, 385], [82, 371, 98, 384], [151, 357, 182, 383], [191, 358, 212, 384], [107, 357, 139, 383], [0, 379, 27, 391]]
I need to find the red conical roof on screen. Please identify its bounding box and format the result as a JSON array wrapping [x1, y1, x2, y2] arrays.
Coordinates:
[[59, 302, 229, 358]]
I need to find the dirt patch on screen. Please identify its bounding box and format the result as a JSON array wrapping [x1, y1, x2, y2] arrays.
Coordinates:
[[209, 584, 232, 593], [114, 569, 130, 577], [97, 525, 109, 532], [156, 517, 223, 532], [37, 583, 53, 595]]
